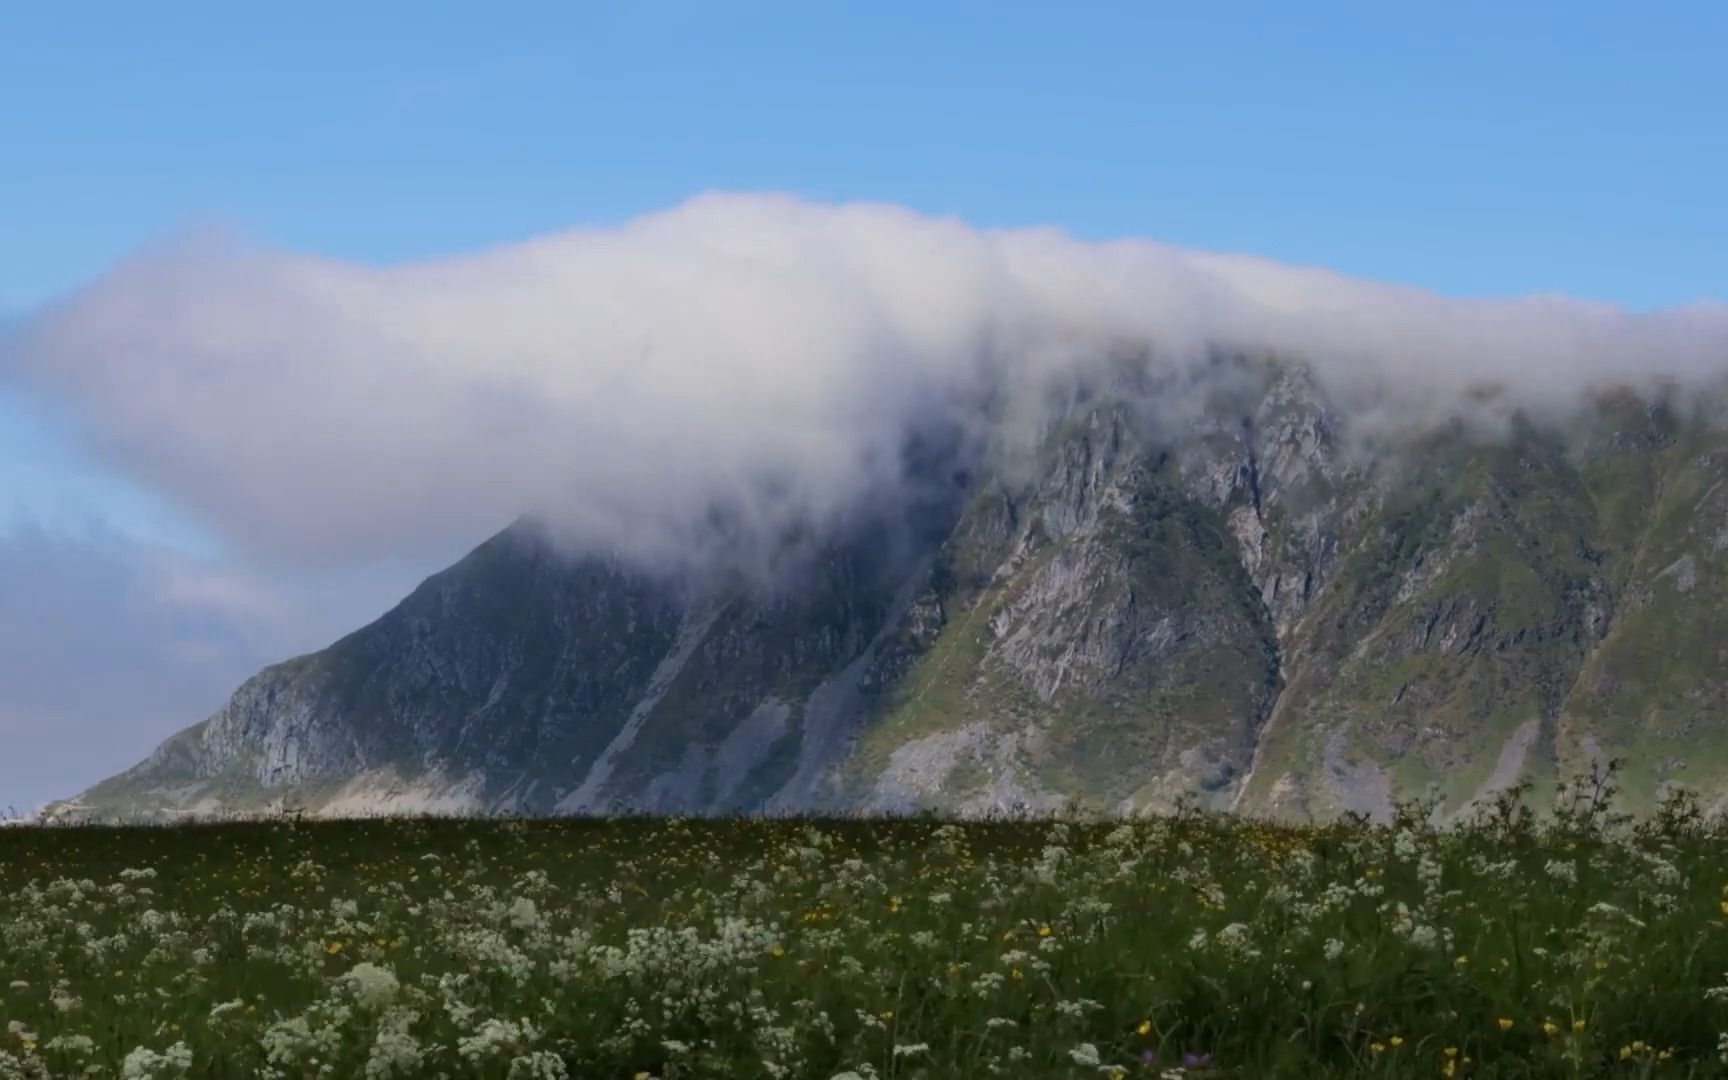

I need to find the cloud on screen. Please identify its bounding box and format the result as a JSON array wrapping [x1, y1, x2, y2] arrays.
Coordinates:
[[0, 525, 433, 812], [4, 192, 1726, 573], [3, 191, 1726, 805]]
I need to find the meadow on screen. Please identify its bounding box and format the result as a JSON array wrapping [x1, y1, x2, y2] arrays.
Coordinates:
[[4, 768, 1728, 1078]]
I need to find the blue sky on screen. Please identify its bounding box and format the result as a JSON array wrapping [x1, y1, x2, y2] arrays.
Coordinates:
[[7, 1, 1726, 315], [1, 0, 1725, 810]]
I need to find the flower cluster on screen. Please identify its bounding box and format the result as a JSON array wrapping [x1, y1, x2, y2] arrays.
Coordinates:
[[1, 783, 1725, 1076]]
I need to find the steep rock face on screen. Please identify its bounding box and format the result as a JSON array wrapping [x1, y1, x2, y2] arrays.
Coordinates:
[[553, 517, 941, 815], [1553, 395, 1728, 811], [56, 363, 1728, 822], [85, 524, 690, 814], [848, 400, 1282, 815], [1237, 420, 1615, 820], [75, 510, 951, 819]]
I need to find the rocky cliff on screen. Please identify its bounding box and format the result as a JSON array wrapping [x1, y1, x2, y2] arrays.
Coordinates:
[[57, 355, 1728, 822]]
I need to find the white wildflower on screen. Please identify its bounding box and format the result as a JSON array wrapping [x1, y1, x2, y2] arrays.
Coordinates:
[[340, 962, 401, 1011], [507, 897, 544, 931], [1392, 829, 1419, 860], [363, 1008, 423, 1080], [507, 1050, 568, 1079], [458, 1018, 537, 1061], [1215, 922, 1260, 960], [44, 1034, 95, 1054], [119, 1042, 191, 1079]]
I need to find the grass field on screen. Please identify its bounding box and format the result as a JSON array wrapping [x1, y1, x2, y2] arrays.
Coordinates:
[[5, 767, 1728, 1078]]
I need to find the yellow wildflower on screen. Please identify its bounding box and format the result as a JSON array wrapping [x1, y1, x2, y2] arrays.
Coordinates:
[[1497, 1017, 1514, 1031]]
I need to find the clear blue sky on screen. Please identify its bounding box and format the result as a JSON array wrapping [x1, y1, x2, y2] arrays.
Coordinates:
[[1, 0, 1726, 811], [4, 0, 1726, 317]]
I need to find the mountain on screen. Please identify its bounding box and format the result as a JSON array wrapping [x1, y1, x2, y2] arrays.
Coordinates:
[[53, 355, 1728, 823]]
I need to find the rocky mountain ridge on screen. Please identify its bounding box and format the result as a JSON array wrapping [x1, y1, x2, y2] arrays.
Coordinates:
[[55, 357, 1728, 823]]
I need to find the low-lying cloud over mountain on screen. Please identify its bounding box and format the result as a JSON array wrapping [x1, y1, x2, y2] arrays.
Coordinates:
[[8, 193, 1726, 578], [6, 193, 1728, 816]]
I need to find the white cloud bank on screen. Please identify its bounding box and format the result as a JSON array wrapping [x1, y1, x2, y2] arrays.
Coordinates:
[[6, 192, 1727, 571]]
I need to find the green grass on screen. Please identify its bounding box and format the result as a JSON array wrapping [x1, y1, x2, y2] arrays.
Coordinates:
[[5, 772, 1728, 1079]]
